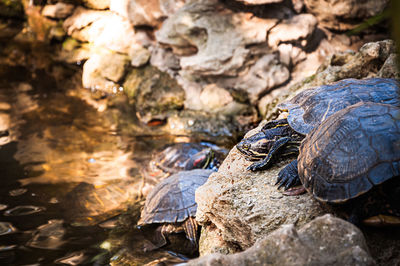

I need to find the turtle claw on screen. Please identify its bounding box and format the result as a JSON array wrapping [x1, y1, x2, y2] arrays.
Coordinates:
[[276, 160, 301, 190]]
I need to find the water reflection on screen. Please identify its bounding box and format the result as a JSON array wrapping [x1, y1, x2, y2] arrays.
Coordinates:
[[3, 206, 45, 216], [27, 220, 66, 250], [0, 222, 17, 236]]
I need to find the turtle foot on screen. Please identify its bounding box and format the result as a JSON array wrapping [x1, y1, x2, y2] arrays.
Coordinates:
[[276, 160, 301, 190]]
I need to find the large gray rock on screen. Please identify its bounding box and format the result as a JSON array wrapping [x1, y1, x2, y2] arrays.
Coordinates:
[[156, 0, 278, 76], [187, 215, 375, 265], [195, 124, 330, 254], [304, 0, 390, 31], [63, 7, 136, 54]]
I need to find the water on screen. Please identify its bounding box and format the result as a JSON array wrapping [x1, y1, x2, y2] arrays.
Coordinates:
[[0, 40, 213, 265]]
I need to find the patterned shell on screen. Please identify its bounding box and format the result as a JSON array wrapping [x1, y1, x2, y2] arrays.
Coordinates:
[[298, 102, 400, 203], [138, 169, 214, 225], [279, 78, 400, 135]]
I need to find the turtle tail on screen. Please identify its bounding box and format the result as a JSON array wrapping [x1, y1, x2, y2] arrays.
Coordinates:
[[182, 216, 198, 248]]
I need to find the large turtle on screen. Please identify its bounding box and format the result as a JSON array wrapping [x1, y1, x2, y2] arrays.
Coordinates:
[[138, 169, 214, 251], [237, 78, 400, 189]]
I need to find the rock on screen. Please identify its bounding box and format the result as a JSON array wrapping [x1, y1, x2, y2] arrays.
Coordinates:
[[259, 39, 397, 120], [111, 0, 185, 27], [123, 65, 185, 123], [82, 0, 110, 10], [377, 53, 400, 79], [195, 124, 330, 254], [41, 3, 75, 19], [235, 0, 283, 4], [129, 44, 151, 67], [0, 0, 24, 19], [150, 45, 181, 72], [199, 84, 233, 112], [267, 14, 318, 48], [232, 53, 290, 103], [304, 0, 390, 31], [82, 52, 130, 92], [186, 215, 375, 265], [63, 7, 136, 54], [156, 0, 278, 76], [291, 0, 304, 13]]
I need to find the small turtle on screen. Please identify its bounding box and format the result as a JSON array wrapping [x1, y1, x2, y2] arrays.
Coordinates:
[[237, 78, 400, 189], [138, 169, 214, 251], [140, 143, 225, 197]]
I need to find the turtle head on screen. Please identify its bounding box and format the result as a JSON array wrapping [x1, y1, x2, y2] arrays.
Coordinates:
[[236, 131, 273, 160]]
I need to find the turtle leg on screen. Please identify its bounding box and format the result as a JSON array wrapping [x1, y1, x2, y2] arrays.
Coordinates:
[[247, 137, 291, 171], [276, 159, 301, 190], [182, 216, 198, 248]]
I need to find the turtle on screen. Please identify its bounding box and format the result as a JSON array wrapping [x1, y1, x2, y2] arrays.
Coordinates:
[[138, 169, 214, 251], [140, 142, 225, 197], [283, 102, 400, 223], [237, 78, 400, 189]]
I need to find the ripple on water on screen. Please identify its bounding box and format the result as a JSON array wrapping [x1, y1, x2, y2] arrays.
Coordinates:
[[3, 205, 45, 216], [54, 251, 88, 265], [0, 222, 17, 235], [0, 204, 7, 211], [27, 220, 66, 250], [9, 188, 27, 196]]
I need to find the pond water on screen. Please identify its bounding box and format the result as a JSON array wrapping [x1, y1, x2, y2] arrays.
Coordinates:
[[0, 40, 227, 265]]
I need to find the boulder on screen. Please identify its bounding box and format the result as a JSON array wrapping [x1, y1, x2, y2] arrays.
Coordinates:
[[187, 215, 375, 265], [82, 52, 130, 92], [195, 124, 330, 254], [63, 7, 136, 54], [304, 0, 390, 31], [123, 65, 185, 123], [156, 0, 278, 76]]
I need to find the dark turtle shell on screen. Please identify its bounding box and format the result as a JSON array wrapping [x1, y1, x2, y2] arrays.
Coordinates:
[[279, 78, 400, 135], [298, 102, 400, 203], [138, 169, 214, 225]]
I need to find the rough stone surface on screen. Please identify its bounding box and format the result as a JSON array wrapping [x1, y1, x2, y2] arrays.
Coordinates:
[[199, 84, 234, 112], [123, 65, 185, 123], [156, 0, 278, 76], [304, 0, 390, 30], [82, 52, 130, 92], [41, 3, 75, 19], [195, 123, 330, 254], [187, 215, 375, 265], [259, 39, 397, 120], [268, 14, 318, 48], [63, 7, 136, 54], [377, 53, 400, 79]]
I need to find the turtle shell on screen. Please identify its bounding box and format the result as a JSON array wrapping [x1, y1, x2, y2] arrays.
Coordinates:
[[138, 169, 214, 225], [298, 102, 400, 203], [279, 78, 400, 135], [151, 143, 223, 174]]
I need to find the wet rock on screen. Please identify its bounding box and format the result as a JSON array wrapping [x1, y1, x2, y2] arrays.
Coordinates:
[[123, 65, 185, 123], [195, 124, 330, 254], [63, 7, 136, 54], [41, 3, 75, 19], [187, 215, 375, 265], [82, 0, 110, 10], [304, 0, 390, 31], [199, 84, 233, 112], [156, 0, 278, 76], [267, 14, 318, 48], [82, 52, 130, 92]]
